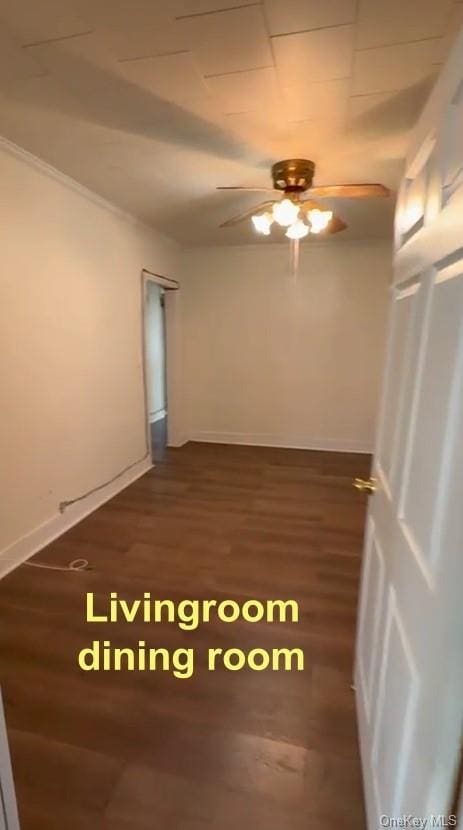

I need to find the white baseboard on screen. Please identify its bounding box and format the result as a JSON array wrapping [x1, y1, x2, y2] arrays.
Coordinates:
[[149, 408, 167, 424], [167, 432, 188, 448], [188, 431, 373, 454], [0, 457, 153, 580]]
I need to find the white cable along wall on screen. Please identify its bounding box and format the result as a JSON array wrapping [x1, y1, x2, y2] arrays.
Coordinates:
[[0, 139, 181, 579]]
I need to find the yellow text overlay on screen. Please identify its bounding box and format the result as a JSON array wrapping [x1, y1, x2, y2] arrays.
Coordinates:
[[77, 593, 304, 679]]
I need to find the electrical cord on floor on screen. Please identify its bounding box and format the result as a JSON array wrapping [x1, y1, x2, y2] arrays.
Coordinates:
[[22, 441, 151, 572], [24, 558, 90, 572]]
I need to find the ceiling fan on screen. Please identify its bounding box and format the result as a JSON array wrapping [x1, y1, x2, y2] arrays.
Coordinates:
[[217, 159, 390, 271]]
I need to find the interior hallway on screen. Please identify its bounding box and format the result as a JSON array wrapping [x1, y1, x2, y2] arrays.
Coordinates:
[[0, 443, 370, 830]]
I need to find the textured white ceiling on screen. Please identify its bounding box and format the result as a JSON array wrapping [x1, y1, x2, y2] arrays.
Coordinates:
[[0, 0, 460, 244]]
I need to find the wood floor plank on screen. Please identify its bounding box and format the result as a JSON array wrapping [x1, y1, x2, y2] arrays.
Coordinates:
[[0, 442, 369, 828]]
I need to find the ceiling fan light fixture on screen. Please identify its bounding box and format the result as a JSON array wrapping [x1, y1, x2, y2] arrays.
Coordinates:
[[252, 212, 273, 235], [273, 198, 300, 227], [285, 218, 309, 240], [308, 208, 333, 233]]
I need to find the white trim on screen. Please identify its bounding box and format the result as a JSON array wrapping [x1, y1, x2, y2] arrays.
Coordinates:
[[142, 269, 179, 290], [355, 671, 380, 830], [169, 433, 189, 448], [142, 271, 185, 450], [188, 431, 373, 453], [0, 135, 161, 235], [149, 408, 167, 424], [0, 458, 152, 580], [0, 691, 20, 830]]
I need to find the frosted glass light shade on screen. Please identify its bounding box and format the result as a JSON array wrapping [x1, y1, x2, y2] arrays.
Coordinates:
[[252, 212, 273, 234], [308, 208, 333, 233], [285, 219, 309, 239], [273, 198, 300, 227]]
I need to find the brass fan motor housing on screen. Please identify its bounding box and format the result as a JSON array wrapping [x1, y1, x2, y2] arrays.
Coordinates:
[[271, 159, 316, 193]]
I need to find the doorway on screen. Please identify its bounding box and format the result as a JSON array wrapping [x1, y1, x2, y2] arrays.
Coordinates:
[[141, 269, 180, 462], [145, 280, 167, 460]]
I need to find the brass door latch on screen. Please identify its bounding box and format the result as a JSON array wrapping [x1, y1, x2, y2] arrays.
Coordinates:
[[353, 477, 377, 494]]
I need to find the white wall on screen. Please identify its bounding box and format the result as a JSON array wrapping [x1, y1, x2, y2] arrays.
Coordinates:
[[146, 282, 166, 420], [182, 241, 391, 452], [0, 139, 180, 573], [0, 135, 392, 576]]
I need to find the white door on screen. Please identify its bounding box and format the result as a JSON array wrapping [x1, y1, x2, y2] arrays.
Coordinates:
[[355, 31, 463, 829], [0, 691, 20, 830]]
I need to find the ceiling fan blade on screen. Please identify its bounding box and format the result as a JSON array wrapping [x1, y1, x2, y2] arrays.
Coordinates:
[[308, 183, 390, 199], [219, 200, 276, 228], [299, 198, 326, 212], [325, 215, 348, 234], [217, 186, 278, 192]]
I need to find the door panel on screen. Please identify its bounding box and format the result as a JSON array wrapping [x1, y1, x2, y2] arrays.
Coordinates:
[[387, 279, 429, 501], [357, 519, 385, 723], [372, 589, 418, 818], [442, 80, 463, 204], [1, 791, 8, 830], [0, 692, 20, 830], [400, 264, 463, 571], [376, 278, 423, 501], [376, 285, 414, 495], [355, 30, 463, 830]]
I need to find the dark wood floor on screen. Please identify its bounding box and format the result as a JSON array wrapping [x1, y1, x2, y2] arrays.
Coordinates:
[[0, 442, 371, 830]]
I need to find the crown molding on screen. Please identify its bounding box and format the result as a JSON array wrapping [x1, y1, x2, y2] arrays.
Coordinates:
[[0, 134, 159, 235]]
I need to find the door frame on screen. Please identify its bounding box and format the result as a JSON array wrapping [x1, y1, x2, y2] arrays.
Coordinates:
[[0, 690, 20, 830], [140, 269, 184, 456]]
